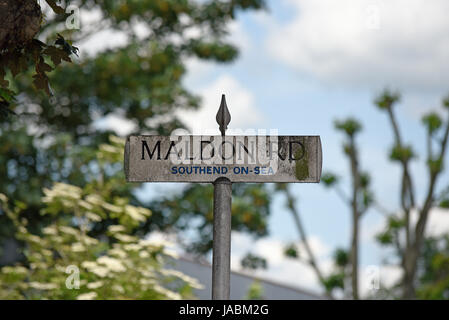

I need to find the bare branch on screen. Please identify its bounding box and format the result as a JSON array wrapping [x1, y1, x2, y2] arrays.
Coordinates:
[[414, 112, 449, 249], [403, 110, 449, 298], [386, 105, 415, 253], [335, 185, 351, 206], [282, 185, 334, 299], [372, 200, 391, 217], [348, 135, 360, 300]]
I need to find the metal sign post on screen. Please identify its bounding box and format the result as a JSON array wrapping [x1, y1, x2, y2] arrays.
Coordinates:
[[124, 94, 323, 300], [212, 95, 232, 300], [212, 176, 232, 299]]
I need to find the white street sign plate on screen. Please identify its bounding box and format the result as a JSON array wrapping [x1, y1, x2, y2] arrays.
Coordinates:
[[125, 135, 322, 183]]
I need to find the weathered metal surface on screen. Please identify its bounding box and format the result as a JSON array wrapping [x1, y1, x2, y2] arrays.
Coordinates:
[[216, 94, 231, 137], [124, 135, 322, 183], [123, 94, 323, 301], [212, 177, 232, 300]]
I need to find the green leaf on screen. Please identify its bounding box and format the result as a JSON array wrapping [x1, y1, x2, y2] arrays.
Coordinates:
[[8, 53, 22, 77], [0, 101, 16, 119], [389, 144, 414, 162], [321, 172, 338, 187], [43, 46, 72, 66], [55, 34, 79, 57], [190, 40, 238, 62], [388, 216, 405, 229], [422, 112, 442, 134], [374, 89, 400, 110], [32, 74, 51, 96], [284, 244, 298, 259], [362, 190, 373, 208], [0, 88, 16, 103], [335, 118, 362, 136], [439, 199, 449, 209], [0, 67, 9, 88], [322, 273, 345, 291], [427, 158, 443, 175], [376, 231, 393, 245], [333, 248, 348, 267], [359, 172, 371, 188], [37, 58, 53, 74], [240, 253, 267, 270], [443, 95, 449, 109]]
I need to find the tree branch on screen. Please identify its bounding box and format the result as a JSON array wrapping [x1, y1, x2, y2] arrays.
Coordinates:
[[414, 112, 449, 254], [386, 106, 414, 252], [348, 135, 360, 300], [282, 185, 334, 299], [403, 111, 449, 298]]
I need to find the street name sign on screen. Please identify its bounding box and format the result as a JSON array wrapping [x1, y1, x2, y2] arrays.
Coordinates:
[[124, 135, 322, 183], [124, 94, 323, 300]]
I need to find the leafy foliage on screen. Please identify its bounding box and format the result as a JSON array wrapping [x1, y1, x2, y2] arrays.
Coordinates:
[[0, 0, 267, 267], [374, 89, 400, 110], [334, 118, 362, 137], [427, 158, 443, 175], [321, 172, 338, 187], [375, 216, 405, 246], [443, 95, 449, 109], [241, 253, 267, 270], [245, 280, 264, 300], [389, 144, 415, 162], [334, 248, 349, 268], [284, 243, 299, 259], [322, 273, 345, 293], [372, 91, 449, 299], [422, 112, 443, 135], [325, 116, 372, 299], [0, 1, 77, 115], [417, 236, 449, 299], [149, 183, 271, 254], [376, 230, 394, 246], [0, 137, 201, 299]]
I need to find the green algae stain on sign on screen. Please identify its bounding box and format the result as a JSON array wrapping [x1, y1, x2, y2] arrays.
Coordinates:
[[295, 144, 309, 180]]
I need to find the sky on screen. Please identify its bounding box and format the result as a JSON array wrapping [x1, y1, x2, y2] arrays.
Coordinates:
[[83, 0, 449, 297]]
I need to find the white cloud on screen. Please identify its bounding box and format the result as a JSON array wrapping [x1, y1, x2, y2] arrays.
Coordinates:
[[77, 9, 129, 57], [184, 57, 216, 84], [227, 21, 252, 52], [360, 264, 402, 298], [95, 112, 136, 136], [267, 0, 449, 91], [177, 75, 265, 134], [230, 232, 332, 294], [420, 207, 449, 237]]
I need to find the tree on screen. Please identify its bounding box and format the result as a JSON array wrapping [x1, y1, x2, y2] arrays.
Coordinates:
[[245, 280, 264, 300], [416, 235, 449, 299], [0, 136, 201, 299], [374, 90, 449, 299], [278, 91, 449, 300], [323, 119, 373, 299], [149, 183, 271, 255], [1, 0, 79, 116], [278, 119, 373, 300], [0, 0, 267, 265], [276, 183, 334, 299]]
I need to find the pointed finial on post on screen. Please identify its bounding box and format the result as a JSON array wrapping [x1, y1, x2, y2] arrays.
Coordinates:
[[216, 94, 231, 136]]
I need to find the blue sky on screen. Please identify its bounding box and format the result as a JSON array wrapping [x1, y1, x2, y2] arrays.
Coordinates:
[[89, 0, 449, 295], [174, 0, 449, 295]]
